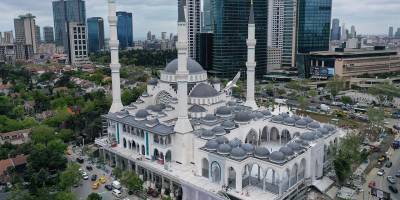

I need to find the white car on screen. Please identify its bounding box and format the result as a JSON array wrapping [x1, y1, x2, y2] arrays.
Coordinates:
[[387, 176, 396, 184], [112, 189, 122, 197], [377, 169, 385, 176], [81, 171, 88, 176]]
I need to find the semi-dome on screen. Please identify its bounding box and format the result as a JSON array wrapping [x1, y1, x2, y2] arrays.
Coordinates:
[[217, 143, 232, 155], [201, 130, 216, 140], [279, 146, 294, 156], [270, 151, 286, 163], [216, 106, 232, 116], [317, 127, 329, 135], [205, 139, 219, 151], [261, 110, 272, 116], [241, 143, 255, 154], [190, 83, 219, 98], [229, 138, 242, 148], [147, 78, 158, 85], [203, 114, 218, 122], [164, 58, 205, 74], [308, 122, 321, 129], [234, 112, 253, 123], [216, 136, 229, 144], [287, 142, 302, 152], [189, 105, 207, 113], [221, 120, 236, 130], [254, 147, 270, 159], [212, 126, 226, 136], [300, 132, 316, 141], [230, 147, 247, 160], [272, 115, 284, 123], [295, 119, 307, 127], [135, 109, 149, 119], [284, 117, 296, 125]]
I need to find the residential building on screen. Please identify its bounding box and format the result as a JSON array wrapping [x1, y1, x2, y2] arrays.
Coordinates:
[[87, 17, 105, 53], [0, 155, 27, 184], [35, 25, 41, 45], [0, 31, 14, 45], [330, 18, 341, 41], [178, 0, 200, 59], [14, 13, 37, 61], [116, 11, 133, 49], [43, 26, 54, 43], [211, 0, 268, 79], [0, 129, 31, 145], [68, 22, 90, 67]]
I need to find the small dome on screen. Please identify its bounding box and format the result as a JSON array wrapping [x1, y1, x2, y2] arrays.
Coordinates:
[[201, 130, 216, 140], [287, 142, 302, 152], [284, 117, 296, 125], [308, 122, 321, 129], [212, 126, 226, 136], [300, 132, 316, 141], [147, 78, 158, 85], [146, 118, 159, 127], [216, 106, 232, 116], [304, 116, 313, 124], [205, 139, 219, 151], [230, 147, 247, 160], [229, 138, 242, 148], [314, 131, 323, 138], [254, 147, 270, 159], [254, 112, 264, 119], [292, 115, 301, 121], [241, 143, 255, 154], [203, 114, 218, 123], [227, 101, 237, 107], [324, 124, 335, 132], [270, 151, 286, 162], [221, 120, 236, 130], [147, 104, 164, 113], [217, 143, 232, 155], [295, 119, 307, 127], [190, 83, 219, 98], [164, 58, 205, 74], [272, 115, 284, 122], [295, 139, 309, 146], [261, 110, 272, 116], [189, 105, 207, 113], [234, 112, 253, 123], [317, 127, 329, 135], [279, 146, 294, 156], [216, 136, 229, 144], [135, 109, 149, 119], [280, 113, 290, 118]]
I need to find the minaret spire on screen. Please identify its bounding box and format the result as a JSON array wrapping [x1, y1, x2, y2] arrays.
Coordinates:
[[108, 0, 123, 113], [174, 1, 193, 134], [244, 1, 258, 110]]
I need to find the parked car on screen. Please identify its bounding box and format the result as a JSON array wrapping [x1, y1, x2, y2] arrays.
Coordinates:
[[92, 181, 100, 189], [395, 170, 400, 177], [112, 189, 122, 197], [76, 157, 84, 163], [82, 175, 89, 180], [389, 185, 398, 193], [105, 184, 113, 191], [91, 174, 97, 181], [377, 169, 385, 176], [386, 161, 393, 168], [86, 165, 93, 171], [387, 176, 396, 184], [112, 180, 121, 189]]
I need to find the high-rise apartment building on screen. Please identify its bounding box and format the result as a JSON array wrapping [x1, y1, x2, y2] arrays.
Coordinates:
[[0, 31, 14, 45], [389, 26, 394, 39], [52, 0, 86, 50], [178, 0, 200, 59], [87, 17, 105, 53], [116, 11, 133, 49], [35, 25, 41, 45], [201, 0, 212, 32], [161, 32, 167, 40], [212, 0, 268, 79], [14, 14, 37, 60], [43, 26, 54, 43], [330, 18, 341, 41], [68, 22, 90, 66]]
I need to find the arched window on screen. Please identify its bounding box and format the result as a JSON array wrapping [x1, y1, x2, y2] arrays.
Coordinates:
[[202, 158, 209, 178], [123, 138, 127, 148], [211, 161, 221, 183]]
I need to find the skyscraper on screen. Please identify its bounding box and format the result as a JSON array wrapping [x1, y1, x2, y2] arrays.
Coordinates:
[[116, 11, 133, 49], [161, 32, 167, 40], [330, 18, 341, 41], [147, 31, 152, 41], [212, 0, 268, 79], [43, 26, 54, 43], [35, 25, 41, 45], [14, 14, 37, 60], [350, 25, 356, 38], [178, 0, 200, 59], [201, 0, 212, 32], [87, 17, 105, 53], [341, 23, 347, 41], [52, 0, 86, 49], [296, 0, 332, 77], [389, 26, 394, 39]]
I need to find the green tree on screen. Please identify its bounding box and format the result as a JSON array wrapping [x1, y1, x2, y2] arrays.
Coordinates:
[[367, 107, 385, 134], [120, 171, 143, 193], [326, 77, 344, 99], [340, 96, 353, 105], [112, 167, 123, 179], [54, 191, 76, 200], [368, 83, 400, 106], [31, 125, 56, 145], [58, 129, 75, 143], [86, 193, 102, 200], [297, 96, 309, 111], [59, 163, 81, 191]]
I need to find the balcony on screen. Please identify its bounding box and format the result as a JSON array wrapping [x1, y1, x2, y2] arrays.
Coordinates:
[[95, 137, 111, 148]]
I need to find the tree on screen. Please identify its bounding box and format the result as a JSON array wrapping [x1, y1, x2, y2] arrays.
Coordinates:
[[31, 125, 56, 145], [54, 191, 76, 200], [368, 83, 400, 106], [120, 171, 143, 193], [112, 167, 123, 179], [340, 96, 353, 105], [297, 96, 309, 111], [59, 163, 81, 191], [326, 77, 344, 100], [367, 107, 385, 134], [87, 193, 102, 200]]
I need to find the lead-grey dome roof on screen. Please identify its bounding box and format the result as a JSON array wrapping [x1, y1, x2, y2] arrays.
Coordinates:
[[203, 114, 218, 122], [292, 115, 301, 121], [304, 116, 313, 123], [270, 151, 286, 162], [254, 147, 270, 159], [164, 58, 205, 74], [279, 146, 294, 156], [221, 120, 236, 129], [317, 127, 329, 135], [135, 109, 149, 119], [230, 147, 247, 160], [287, 142, 302, 151], [229, 138, 242, 148], [295, 119, 307, 127], [212, 126, 226, 136], [217, 143, 232, 155], [234, 112, 253, 123], [308, 122, 321, 129], [324, 124, 335, 132], [201, 130, 216, 140], [272, 115, 284, 122], [205, 139, 218, 151], [147, 104, 164, 113], [261, 110, 272, 116], [189, 105, 207, 113], [242, 143, 255, 154], [300, 132, 316, 141], [216, 136, 229, 144], [280, 113, 290, 118], [284, 117, 296, 125], [216, 106, 232, 116], [190, 83, 219, 98], [254, 112, 264, 119]]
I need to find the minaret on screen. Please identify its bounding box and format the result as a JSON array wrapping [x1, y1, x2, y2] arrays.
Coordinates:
[[174, 1, 193, 134], [244, 0, 258, 110], [108, 0, 123, 113]]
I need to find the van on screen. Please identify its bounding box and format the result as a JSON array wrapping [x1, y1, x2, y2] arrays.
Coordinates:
[[112, 189, 122, 197], [112, 180, 121, 189]]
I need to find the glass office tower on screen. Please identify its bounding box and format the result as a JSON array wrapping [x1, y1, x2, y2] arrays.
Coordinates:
[[116, 12, 133, 49], [87, 17, 105, 53], [212, 0, 268, 79]]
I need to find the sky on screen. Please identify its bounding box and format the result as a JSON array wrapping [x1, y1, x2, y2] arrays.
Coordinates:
[[0, 0, 399, 40]]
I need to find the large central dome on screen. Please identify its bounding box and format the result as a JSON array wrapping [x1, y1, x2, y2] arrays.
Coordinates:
[[164, 58, 205, 74]]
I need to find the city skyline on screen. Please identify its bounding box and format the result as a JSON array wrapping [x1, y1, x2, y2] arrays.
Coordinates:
[[0, 0, 399, 39]]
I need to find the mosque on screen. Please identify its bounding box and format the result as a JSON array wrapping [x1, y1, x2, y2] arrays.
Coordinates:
[[95, 1, 346, 199]]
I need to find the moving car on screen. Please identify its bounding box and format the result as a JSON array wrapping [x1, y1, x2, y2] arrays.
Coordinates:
[[112, 189, 122, 197], [99, 176, 106, 184], [389, 185, 398, 193], [387, 176, 396, 184], [92, 181, 100, 189], [377, 169, 385, 176]]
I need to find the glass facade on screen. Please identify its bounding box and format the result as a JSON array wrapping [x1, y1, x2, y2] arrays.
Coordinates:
[[116, 12, 133, 49], [87, 17, 105, 53], [212, 0, 268, 79], [297, 0, 331, 54], [281, 0, 297, 68]]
